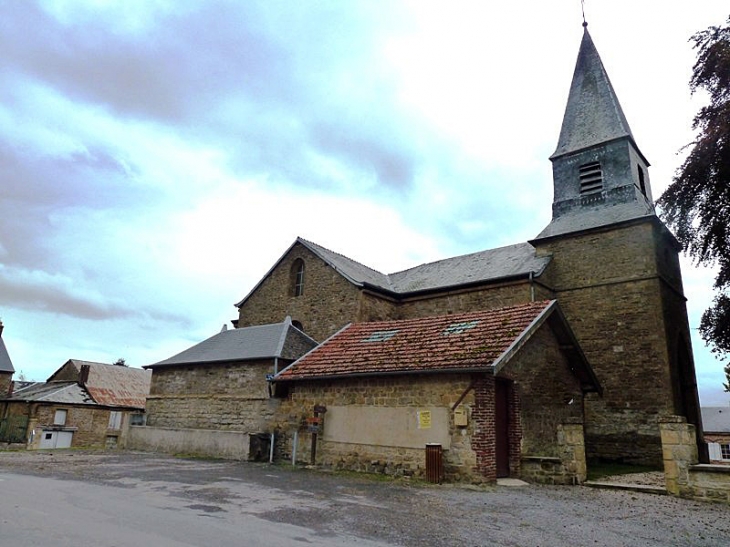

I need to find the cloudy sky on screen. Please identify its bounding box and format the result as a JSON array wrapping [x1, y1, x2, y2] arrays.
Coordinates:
[[1, 1, 729, 404]]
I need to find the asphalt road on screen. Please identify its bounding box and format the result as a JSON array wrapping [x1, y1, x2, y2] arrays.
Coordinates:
[[1, 450, 729, 546]]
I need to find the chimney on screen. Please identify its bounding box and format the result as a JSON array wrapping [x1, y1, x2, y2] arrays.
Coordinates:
[[79, 364, 90, 386]]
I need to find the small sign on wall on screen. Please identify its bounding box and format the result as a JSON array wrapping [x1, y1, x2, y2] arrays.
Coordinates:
[[417, 410, 432, 429]]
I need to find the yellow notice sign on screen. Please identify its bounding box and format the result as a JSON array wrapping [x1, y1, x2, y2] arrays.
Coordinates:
[[417, 410, 432, 429]]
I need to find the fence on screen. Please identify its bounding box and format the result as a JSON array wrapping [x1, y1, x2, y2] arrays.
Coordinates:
[[0, 415, 29, 444]]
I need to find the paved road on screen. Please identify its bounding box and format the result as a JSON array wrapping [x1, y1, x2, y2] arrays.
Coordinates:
[[1, 450, 729, 546]]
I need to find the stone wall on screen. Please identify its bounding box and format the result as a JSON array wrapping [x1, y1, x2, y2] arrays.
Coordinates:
[[25, 403, 130, 449], [0, 372, 11, 396], [271, 374, 480, 481], [499, 324, 585, 458], [128, 425, 250, 460], [237, 243, 364, 342], [146, 361, 278, 434], [660, 417, 730, 503], [535, 220, 689, 465], [521, 422, 587, 485], [397, 281, 549, 320]]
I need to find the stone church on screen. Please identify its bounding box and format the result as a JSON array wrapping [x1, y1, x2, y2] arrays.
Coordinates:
[[233, 27, 703, 467]]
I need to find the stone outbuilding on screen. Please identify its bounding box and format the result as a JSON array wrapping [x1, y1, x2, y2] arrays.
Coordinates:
[[0, 360, 151, 449], [273, 301, 601, 484], [133, 318, 318, 460]]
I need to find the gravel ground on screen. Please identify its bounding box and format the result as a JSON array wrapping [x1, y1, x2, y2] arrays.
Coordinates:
[[1, 449, 729, 546]]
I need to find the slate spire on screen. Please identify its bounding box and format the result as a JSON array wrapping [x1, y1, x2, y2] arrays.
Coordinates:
[[551, 27, 634, 161], [534, 27, 655, 240]]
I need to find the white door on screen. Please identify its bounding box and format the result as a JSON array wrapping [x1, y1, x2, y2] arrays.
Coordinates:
[[56, 431, 73, 448], [39, 430, 73, 449], [39, 431, 56, 449]]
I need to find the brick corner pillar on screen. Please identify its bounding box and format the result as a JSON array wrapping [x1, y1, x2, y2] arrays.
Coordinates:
[[471, 374, 496, 482]]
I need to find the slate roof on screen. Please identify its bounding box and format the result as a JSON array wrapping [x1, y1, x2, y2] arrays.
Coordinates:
[[702, 407, 730, 434], [551, 28, 637, 160], [276, 301, 598, 386], [147, 318, 318, 368], [4, 381, 96, 405], [534, 204, 657, 240], [236, 238, 551, 307], [0, 325, 15, 373]]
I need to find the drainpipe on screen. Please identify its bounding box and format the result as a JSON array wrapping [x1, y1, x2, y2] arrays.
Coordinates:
[[274, 358, 279, 375], [269, 432, 275, 463], [529, 271, 535, 302], [291, 430, 298, 465]]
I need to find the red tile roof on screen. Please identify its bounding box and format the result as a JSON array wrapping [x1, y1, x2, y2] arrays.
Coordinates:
[[277, 301, 555, 381]]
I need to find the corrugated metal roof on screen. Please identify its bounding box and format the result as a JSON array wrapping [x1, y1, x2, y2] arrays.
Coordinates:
[[702, 407, 730, 433], [147, 319, 318, 368], [3, 361, 150, 409], [276, 301, 557, 381], [83, 363, 151, 408]]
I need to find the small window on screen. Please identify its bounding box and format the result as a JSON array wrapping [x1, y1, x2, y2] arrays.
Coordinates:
[[54, 409, 67, 426], [579, 162, 603, 194], [291, 320, 304, 331], [129, 413, 145, 426], [291, 259, 305, 297], [45, 433, 53, 440], [108, 411, 123, 430], [637, 165, 647, 197], [721, 443, 730, 460]]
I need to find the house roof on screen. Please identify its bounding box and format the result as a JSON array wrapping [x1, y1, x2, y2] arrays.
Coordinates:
[[235, 238, 551, 307], [44, 359, 150, 409], [702, 407, 730, 434], [551, 27, 637, 161], [147, 318, 318, 368], [276, 301, 599, 392], [0, 323, 15, 373], [4, 381, 96, 405]]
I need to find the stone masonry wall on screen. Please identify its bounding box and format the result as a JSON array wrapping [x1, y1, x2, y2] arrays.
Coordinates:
[[27, 403, 125, 449], [271, 374, 481, 481], [237, 243, 365, 342], [499, 324, 585, 458], [146, 361, 277, 433], [397, 281, 551, 320], [535, 221, 682, 465], [0, 373, 11, 397]]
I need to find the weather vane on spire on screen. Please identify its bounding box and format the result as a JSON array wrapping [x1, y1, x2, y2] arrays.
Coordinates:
[[581, 0, 588, 28]]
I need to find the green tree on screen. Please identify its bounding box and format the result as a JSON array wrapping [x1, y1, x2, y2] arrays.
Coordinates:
[[658, 16, 730, 391]]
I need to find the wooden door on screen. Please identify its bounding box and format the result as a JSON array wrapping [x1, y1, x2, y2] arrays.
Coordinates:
[[495, 379, 510, 478]]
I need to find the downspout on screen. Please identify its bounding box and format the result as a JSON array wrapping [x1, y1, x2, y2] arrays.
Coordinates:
[[529, 271, 535, 302]]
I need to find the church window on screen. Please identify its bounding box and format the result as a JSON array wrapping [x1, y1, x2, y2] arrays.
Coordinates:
[[292, 259, 305, 297], [637, 165, 647, 196], [579, 162, 603, 194]]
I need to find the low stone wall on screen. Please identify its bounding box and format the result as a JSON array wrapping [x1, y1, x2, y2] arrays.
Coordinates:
[[128, 425, 250, 460], [520, 422, 587, 485], [660, 416, 730, 503]]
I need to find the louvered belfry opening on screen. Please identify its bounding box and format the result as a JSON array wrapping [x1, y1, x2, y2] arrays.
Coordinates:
[[579, 161, 603, 194]]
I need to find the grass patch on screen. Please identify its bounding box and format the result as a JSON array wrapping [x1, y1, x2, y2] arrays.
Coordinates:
[[587, 461, 661, 481]]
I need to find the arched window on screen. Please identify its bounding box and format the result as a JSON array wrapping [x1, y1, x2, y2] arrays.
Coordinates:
[[637, 165, 647, 197], [291, 259, 305, 297]]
